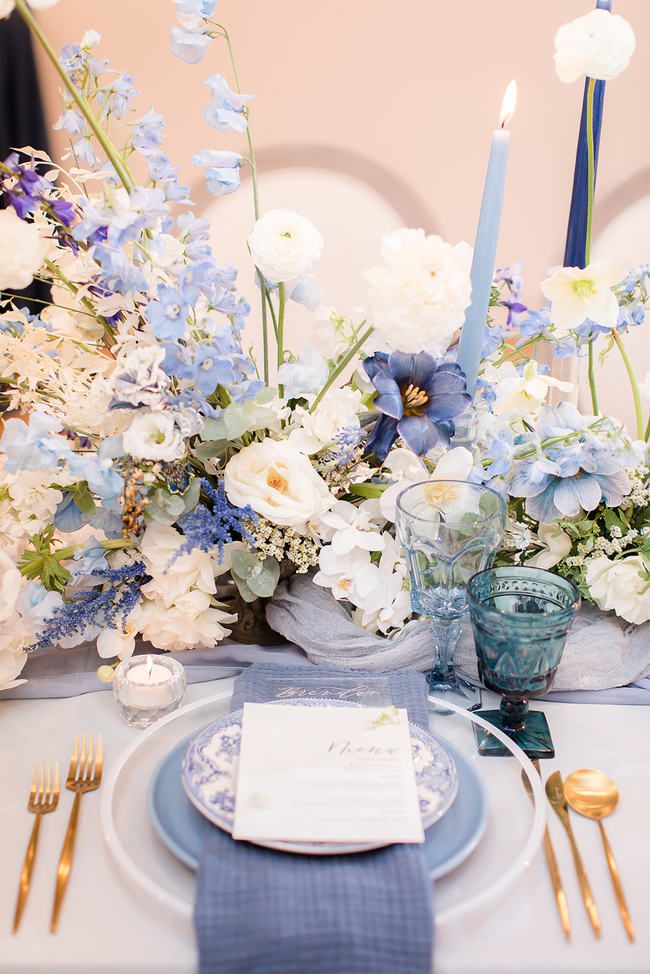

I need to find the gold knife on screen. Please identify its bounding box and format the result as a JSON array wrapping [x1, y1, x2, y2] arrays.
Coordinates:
[[521, 761, 571, 940], [546, 769, 601, 938]]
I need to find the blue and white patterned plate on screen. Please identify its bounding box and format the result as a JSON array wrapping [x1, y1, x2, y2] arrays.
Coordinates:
[[181, 699, 458, 855]]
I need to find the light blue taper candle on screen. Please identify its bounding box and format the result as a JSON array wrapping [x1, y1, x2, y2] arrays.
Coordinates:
[[457, 81, 516, 396]]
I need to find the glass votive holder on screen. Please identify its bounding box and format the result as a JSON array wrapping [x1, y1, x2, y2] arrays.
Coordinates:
[[112, 654, 186, 729]]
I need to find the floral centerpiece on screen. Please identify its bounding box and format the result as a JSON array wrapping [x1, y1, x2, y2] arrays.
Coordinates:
[[0, 0, 648, 691]]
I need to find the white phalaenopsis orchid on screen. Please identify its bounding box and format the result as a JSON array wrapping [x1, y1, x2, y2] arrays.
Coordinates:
[[316, 501, 384, 555]]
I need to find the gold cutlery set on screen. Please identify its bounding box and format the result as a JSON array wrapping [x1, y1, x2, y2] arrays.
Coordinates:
[[12, 734, 103, 935], [523, 761, 634, 943]]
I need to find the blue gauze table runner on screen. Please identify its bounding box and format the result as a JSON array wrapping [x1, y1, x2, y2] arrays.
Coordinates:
[[194, 662, 434, 974]]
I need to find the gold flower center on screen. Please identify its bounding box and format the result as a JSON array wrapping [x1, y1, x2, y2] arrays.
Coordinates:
[[267, 468, 289, 493], [403, 383, 429, 416], [424, 482, 460, 506]]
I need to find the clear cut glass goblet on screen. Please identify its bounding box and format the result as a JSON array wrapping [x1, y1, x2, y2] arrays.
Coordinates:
[[395, 480, 506, 699], [467, 566, 580, 759]]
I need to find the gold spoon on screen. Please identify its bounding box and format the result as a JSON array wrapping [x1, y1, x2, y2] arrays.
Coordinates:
[[564, 768, 635, 943]]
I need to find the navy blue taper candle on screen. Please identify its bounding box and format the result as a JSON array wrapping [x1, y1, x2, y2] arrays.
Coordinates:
[[562, 0, 612, 269]]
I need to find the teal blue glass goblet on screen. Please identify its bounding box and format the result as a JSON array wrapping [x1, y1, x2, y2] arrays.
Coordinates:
[[467, 566, 580, 759], [395, 480, 506, 698]]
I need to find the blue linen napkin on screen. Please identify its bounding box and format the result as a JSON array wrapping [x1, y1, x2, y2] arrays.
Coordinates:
[[194, 664, 434, 974]]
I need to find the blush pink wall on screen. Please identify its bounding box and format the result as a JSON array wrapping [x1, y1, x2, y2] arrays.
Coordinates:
[[35, 0, 650, 304]]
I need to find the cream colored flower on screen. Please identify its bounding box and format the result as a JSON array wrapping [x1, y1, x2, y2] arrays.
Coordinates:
[[491, 361, 574, 418], [135, 592, 236, 651], [224, 438, 333, 530], [586, 555, 650, 626], [541, 260, 623, 336], [379, 446, 474, 522], [289, 388, 362, 455], [248, 209, 323, 285], [528, 522, 573, 570], [0, 209, 46, 290], [364, 228, 472, 356], [554, 9, 636, 84], [139, 522, 218, 605]]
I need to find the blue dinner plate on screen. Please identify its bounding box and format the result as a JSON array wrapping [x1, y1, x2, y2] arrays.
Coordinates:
[[148, 730, 488, 880]]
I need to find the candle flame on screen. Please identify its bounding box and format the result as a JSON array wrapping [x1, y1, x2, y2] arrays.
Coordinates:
[[500, 80, 517, 128], [146, 654, 153, 681]]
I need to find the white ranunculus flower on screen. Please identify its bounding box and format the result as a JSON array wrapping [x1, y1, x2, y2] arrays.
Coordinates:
[[225, 438, 333, 530], [290, 388, 362, 455], [122, 410, 184, 462], [528, 522, 573, 570], [585, 555, 650, 626], [364, 228, 472, 356], [248, 209, 323, 285], [541, 259, 623, 336], [554, 9, 636, 84], [0, 210, 47, 290], [491, 360, 574, 418]]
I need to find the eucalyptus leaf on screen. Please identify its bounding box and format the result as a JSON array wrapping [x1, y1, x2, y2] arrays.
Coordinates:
[[146, 488, 186, 525], [246, 557, 280, 597], [232, 574, 258, 603], [231, 548, 260, 577]]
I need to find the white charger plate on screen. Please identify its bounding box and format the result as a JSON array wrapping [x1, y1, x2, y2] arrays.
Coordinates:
[[100, 686, 545, 929]]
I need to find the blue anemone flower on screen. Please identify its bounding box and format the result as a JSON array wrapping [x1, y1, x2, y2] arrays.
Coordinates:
[[363, 350, 471, 460]]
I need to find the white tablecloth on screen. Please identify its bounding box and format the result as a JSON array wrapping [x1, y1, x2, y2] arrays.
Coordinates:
[[1, 681, 649, 974]]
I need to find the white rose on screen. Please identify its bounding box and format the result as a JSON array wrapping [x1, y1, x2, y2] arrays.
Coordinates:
[[585, 555, 650, 626], [364, 228, 472, 356], [0, 549, 23, 624], [224, 438, 333, 530], [554, 9, 636, 84], [0, 210, 47, 290], [122, 410, 184, 462], [248, 209, 323, 284], [290, 388, 362, 455]]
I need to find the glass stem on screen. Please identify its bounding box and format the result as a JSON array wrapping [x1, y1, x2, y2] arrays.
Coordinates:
[[429, 618, 462, 682], [500, 696, 529, 732]]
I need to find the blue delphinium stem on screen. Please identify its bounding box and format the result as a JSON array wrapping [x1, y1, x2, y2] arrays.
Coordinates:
[[213, 21, 270, 384]]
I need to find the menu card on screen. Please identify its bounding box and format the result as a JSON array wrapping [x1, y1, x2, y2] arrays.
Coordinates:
[[232, 703, 424, 845]]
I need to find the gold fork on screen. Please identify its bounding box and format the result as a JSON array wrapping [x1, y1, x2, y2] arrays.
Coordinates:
[[13, 763, 60, 933], [50, 734, 103, 934]]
